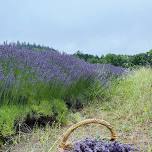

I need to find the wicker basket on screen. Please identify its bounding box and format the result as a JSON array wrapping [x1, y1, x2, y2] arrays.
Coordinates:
[[58, 119, 117, 152]]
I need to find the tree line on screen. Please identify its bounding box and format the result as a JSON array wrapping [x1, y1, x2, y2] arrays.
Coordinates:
[[2, 41, 57, 52], [74, 50, 152, 67]]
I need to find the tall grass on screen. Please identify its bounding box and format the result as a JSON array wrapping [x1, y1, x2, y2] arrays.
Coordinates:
[[105, 67, 152, 124]]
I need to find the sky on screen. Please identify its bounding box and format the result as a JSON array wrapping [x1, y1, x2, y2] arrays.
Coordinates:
[[0, 0, 152, 55]]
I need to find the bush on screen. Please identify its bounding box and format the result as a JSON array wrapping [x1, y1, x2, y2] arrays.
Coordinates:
[[0, 99, 68, 138], [0, 105, 30, 137]]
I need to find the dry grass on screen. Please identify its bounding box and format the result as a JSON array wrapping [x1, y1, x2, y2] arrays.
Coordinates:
[[3, 102, 151, 152]]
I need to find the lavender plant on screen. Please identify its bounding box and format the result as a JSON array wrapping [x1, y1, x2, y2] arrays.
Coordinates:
[[0, 43, 98, 105], [0, 44, 96, 84]]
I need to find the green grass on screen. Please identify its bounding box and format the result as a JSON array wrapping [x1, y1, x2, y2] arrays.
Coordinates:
[[104, 67, 152, 124]]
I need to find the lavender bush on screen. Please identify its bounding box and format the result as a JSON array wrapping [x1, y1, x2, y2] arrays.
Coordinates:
[[0, 44, 96, 84], [0, 43, 98, 104]]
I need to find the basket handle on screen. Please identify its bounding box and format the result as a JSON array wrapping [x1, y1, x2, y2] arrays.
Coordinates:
[[59, 119, 117, 151]]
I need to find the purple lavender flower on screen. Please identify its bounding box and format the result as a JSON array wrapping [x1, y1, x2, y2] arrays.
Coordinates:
[[0, 43, 97, 85], [73, 138, 138, 152]]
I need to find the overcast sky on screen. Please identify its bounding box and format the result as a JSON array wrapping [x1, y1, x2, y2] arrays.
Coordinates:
[[0, 0, 152, 55]]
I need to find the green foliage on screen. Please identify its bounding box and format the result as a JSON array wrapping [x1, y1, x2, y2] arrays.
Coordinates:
[[74, 50, 152, 67], [63, 78, 104, 108], [30, 99, 68, 124], [65, 78, 93, 98], [14, 41, 56, 52], [82, 80, 106, 102], [31, 100, 53, 117], [0, 99, 68, 138], [52, 99, 68, 124], [0, 105, 30, 136]]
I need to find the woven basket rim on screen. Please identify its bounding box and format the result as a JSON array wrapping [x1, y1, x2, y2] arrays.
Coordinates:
[[58, 118, 117, 151]]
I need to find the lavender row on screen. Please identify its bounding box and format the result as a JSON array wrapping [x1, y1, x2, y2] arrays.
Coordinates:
[[0, 44, 97, 85], [0, 44, 127, 86]]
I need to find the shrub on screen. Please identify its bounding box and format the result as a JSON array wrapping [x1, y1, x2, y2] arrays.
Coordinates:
[[0, 105, 30, 137]]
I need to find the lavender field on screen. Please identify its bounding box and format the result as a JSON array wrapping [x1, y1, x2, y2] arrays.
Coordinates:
[[0, 43, 126, 145], [0, 43, 151, 152]]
